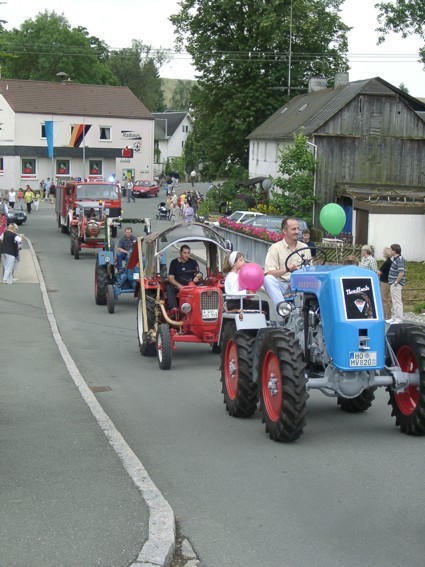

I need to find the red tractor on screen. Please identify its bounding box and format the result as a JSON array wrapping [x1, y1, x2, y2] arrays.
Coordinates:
[[70, 204, 106, 259], [131, 222, 231, 370]]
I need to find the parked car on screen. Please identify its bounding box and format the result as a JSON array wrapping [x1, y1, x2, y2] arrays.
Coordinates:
[[243, 215, 308, 238], [211, 210, 265, 227], [7, 208, 27, 225], [132, 180, 160, 198]]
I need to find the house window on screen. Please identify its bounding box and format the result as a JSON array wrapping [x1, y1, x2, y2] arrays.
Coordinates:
[[41, 124, 46, 138], [0, 157, 4, 173], [56, 159, 70, 175], [89, 160, 102, 175], [99, 127, 111, 141], [182, 125, 189, 132], [22, 158, 36, 175]]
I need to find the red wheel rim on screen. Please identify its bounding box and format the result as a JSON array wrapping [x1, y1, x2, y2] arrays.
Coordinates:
[[262, 350, 282, 421], [395, 345, 419, 416], [224, 340, 238, 400]]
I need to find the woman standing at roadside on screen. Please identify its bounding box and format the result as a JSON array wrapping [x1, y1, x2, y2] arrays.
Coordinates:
[[377, 247, 392, 320]]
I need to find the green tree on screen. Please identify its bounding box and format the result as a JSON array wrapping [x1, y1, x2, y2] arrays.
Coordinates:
[[1, 11, 116, 84], [107, 41, 169, 111], [270, 131, 318, 225], [376, 1, 425, 62], [170, 79, 194, 110], [171, 0, 349, 176]]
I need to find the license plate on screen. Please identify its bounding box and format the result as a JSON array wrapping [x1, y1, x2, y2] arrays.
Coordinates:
[[202, 309, 218, 319], [349, 351, 377, 367]]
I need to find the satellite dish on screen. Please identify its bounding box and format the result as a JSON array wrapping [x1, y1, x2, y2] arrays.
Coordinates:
[[262, 178, 272, 191]]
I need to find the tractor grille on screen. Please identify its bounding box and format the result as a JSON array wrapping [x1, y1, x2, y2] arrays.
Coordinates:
[[200, 290, 220, 321]]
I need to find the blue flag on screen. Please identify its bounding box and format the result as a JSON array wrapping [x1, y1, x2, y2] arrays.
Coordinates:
[[45, 120, 54, 158]]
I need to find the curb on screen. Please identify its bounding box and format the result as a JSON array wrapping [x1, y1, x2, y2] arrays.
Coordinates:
[[24, 235, 176, 567]]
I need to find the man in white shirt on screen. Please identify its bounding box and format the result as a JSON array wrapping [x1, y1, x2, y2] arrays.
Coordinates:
[[264, 217, 311, 309]]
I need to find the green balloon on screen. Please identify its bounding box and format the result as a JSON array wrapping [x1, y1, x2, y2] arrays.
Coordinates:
[[319, 204, 346, 236]]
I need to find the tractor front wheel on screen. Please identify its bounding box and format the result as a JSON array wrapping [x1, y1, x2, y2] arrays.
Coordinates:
[[337, 388, 376, 413], [157, 323, 172, 370], [137, 292, 157, 356], [387, 324, 425, 435], [95, 263, 108, 305], [221, 324, 258, 417], [258, 329, 308, 442], [106, 284, 115, 314]]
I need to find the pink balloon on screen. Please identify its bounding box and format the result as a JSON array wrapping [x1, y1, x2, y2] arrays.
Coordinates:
[[238, 263, 265, 292]]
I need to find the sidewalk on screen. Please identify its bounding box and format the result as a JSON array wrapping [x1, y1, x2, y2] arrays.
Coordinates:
[[0, 241, 174, 567]]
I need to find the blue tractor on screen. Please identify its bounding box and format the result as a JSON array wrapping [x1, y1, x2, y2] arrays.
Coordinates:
[[220, 247, 425, 442], [94, 217, 151, 314]]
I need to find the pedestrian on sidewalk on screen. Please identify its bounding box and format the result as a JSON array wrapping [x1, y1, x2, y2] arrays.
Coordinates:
[[190, 169, 196, 187], [17, 188, 24, 210], [377, 247, 392, 320], [24, 186, 35, 214], [8, 188, 16, 208], [1, 223, 21, 284], [127, 179, 135, 203], [387, 243, 406, 325], [34, 190, 41, 211]]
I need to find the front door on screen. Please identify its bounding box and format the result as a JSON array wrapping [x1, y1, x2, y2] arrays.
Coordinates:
[[355, 208, 369, 245]]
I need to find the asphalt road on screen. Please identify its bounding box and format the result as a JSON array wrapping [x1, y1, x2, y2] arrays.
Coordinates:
[[15, 186, 425, 567]]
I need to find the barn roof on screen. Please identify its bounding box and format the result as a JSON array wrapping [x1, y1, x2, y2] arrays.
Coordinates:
[[248, 77, 425, 140]]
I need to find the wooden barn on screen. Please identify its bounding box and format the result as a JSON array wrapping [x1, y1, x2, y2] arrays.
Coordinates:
[[248, 75, 425, 260]]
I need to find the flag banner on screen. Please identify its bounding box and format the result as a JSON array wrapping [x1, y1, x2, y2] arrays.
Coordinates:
[[69, 124, 91, 147], [45, 120, 54, 158]]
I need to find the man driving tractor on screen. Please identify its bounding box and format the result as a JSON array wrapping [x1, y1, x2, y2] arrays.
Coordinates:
[[166, 244, 202, 309]]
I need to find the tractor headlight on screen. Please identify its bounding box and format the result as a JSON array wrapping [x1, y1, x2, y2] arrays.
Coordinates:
[[180, 302, 192, 314], [276, 301, 293, 318], [104, 256, 111, 264]]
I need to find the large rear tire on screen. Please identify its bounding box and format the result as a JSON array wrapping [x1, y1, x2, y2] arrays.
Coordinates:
[[95, 263, 108, 305], [387, 324, 425, 435], [221, 324, 258, 417], [137, 292, 157, 356], [106, 284, 115, 314], [258, 329, 308, 442], [157, 323, 172, 370], [337, 388, 376, 413]]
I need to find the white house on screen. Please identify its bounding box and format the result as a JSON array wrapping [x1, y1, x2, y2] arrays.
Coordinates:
[[0, 79, 155, 192], [153, 111, 192, 174]]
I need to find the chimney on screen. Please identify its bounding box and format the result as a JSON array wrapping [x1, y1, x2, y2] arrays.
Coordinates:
[[308, 77, 328, 93], [334, 72, 349, 89]]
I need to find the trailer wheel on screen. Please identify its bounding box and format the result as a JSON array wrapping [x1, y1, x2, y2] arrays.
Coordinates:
[[258, 329, 308, 442], [137, 292, 157, 356], [387, 324, 425, 435], [221, 325, 258, 417], [157, 323, 172, 370], [95, 263, 108, 305], [106, 284, 115, 314]]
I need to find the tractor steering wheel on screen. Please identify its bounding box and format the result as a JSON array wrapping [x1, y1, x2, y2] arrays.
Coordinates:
[[285, 246, 327, 272]]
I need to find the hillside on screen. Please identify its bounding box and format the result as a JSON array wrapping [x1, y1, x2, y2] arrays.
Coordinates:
[[161, 77, 196, 108]]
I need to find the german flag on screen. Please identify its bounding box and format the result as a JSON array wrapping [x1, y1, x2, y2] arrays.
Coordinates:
[[69, 124, 91, 147]]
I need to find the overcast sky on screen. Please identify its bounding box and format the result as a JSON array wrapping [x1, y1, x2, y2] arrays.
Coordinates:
[[2, 0, 425, 96]]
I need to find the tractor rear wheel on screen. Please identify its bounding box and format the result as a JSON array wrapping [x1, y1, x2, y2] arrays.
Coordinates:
[[137, 292, 156, 356], [258, 328, 308, 442], [95, 263, 108, 305], [337, 388, 376, 412], [387, 324, 425, 435], [157, 323, 172, 370], [221, 324, 258, 417], [106, 284, 115, 314]]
